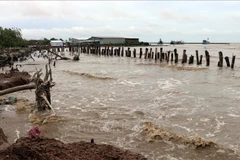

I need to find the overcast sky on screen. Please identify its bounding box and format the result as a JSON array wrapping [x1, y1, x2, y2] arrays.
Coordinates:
[[0, 1, 239, 42]]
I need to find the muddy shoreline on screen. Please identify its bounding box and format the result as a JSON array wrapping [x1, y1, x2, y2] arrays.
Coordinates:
[[0, 128, 147, 160]]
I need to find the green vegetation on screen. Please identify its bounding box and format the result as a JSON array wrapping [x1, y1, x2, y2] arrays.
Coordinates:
[[0, 27, 26, 49]]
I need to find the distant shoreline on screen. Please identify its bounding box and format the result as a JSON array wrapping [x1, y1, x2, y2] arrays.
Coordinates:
[[150, 42, 231, 45]]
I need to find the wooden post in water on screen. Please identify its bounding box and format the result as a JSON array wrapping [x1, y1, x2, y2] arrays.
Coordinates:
[[107, 46, 110, 56], [144, 48, 148, 59], [171, 52, 173, 62], [149, 48, 152, 59], [167, 51, 170, 63], [98, 46, 101, 56], [174, 49, 178, 63], [128, 48, 131, 57], [231, 55, 236, 69], [139, 48, 143, 58], [205, 50, 210, 66], [189, 55, 194, 64], [182, 49, 187, 64], [199, 55, 203, 65], [160, 48, 163, 62], [218, 51, 223, 67], [133, 48, 136, 58], [118, 47, 120, 56], [224, 56, 230, 67], [196, 50, 200, 65], [121, 47, 124, 57], [155, 48, 157, 61], [110, 47, 113, 56]]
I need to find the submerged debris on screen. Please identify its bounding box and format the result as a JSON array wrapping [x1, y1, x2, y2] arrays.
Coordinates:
[[28, 126, 41, 138]]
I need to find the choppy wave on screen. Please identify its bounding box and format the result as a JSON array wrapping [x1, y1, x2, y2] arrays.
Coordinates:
[[137, 63, 207, 71], [29, 112, 69, 124], [63, 70, 116, 80], [142, 121, 214, 148]]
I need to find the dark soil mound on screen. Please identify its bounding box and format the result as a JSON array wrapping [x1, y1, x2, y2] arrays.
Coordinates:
[[0, 72, 31, 90], [0, 128, 8, 145], [0, 137, 147, 160], [0, 128, 8, 150]]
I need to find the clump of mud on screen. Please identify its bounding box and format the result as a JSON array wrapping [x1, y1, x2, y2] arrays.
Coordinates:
[[0, 137, 147, 160], [63, 70, 115, 80], [143, 122, 214, 148], [0, 128, 8, 150], [0, 128, 8, 145], [0, 72, 31, 90]]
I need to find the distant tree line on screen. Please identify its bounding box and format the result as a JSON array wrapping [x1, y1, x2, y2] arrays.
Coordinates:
[[0, 27, 26, 49], [0, 26, 64, 52]]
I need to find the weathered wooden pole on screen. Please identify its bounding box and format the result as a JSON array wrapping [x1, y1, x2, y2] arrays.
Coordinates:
[[160, 48, 163, 62], [107, 46, 110, 56], [224, 57, 230, 67], [174, 49, 178, 63], [218, 51, 223, 67], [199, 55, 203, 65], [118, 47, 121, 56], [189, 55, 194, 64], [167, 51, 170, 63], [182, 49, 187, 64], [110, 47, 113, 56], [99, 46, 101, 56], [196, 50, 200, 65], [205, 50, 210, 66], [127, 48, 131, 57], [231, 55, 236, 69], [155, 48, 158, 60], [171, 52, 173, 62], [133, 48, 136, 58], [144, 48, 148, 59], [149, 48, 152, 59], [139, 48, 143, 58], [121, 47, 124, 57]]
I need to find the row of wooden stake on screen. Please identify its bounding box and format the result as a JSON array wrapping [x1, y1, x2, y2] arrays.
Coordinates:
[[68, 46, 236, 69]]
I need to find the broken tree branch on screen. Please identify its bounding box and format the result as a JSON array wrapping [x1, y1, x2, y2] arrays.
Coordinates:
[[0, 82, 36, 96]]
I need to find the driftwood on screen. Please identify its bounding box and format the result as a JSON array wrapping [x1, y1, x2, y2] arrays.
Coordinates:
[[0, 82, 35, 96], [73, 53, 80, 61], [32, 64, 55, 111], [0, 63, 55, 112], [48, 50, 71, 60]]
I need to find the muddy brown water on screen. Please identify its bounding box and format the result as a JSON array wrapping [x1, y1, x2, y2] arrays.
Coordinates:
[[1, 44, 240, 159]]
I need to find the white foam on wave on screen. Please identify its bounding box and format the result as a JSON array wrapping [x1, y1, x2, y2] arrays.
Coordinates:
[[53, 100, 60, 103], [69, 105, 82, 110], [200, 118, 210, 122], [206, 132, 215, 138], [214, 117, 225, 133], [157, 78, 186, 90], [228, 113, 240, 118], [118, 79, 142, 87], [172, 124, 193, 133], [14, 129, 20, 142], [91, 97, 100, 104]]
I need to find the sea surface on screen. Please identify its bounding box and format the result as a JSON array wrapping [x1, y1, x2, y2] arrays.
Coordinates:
[[1, 43, 240, 159]]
